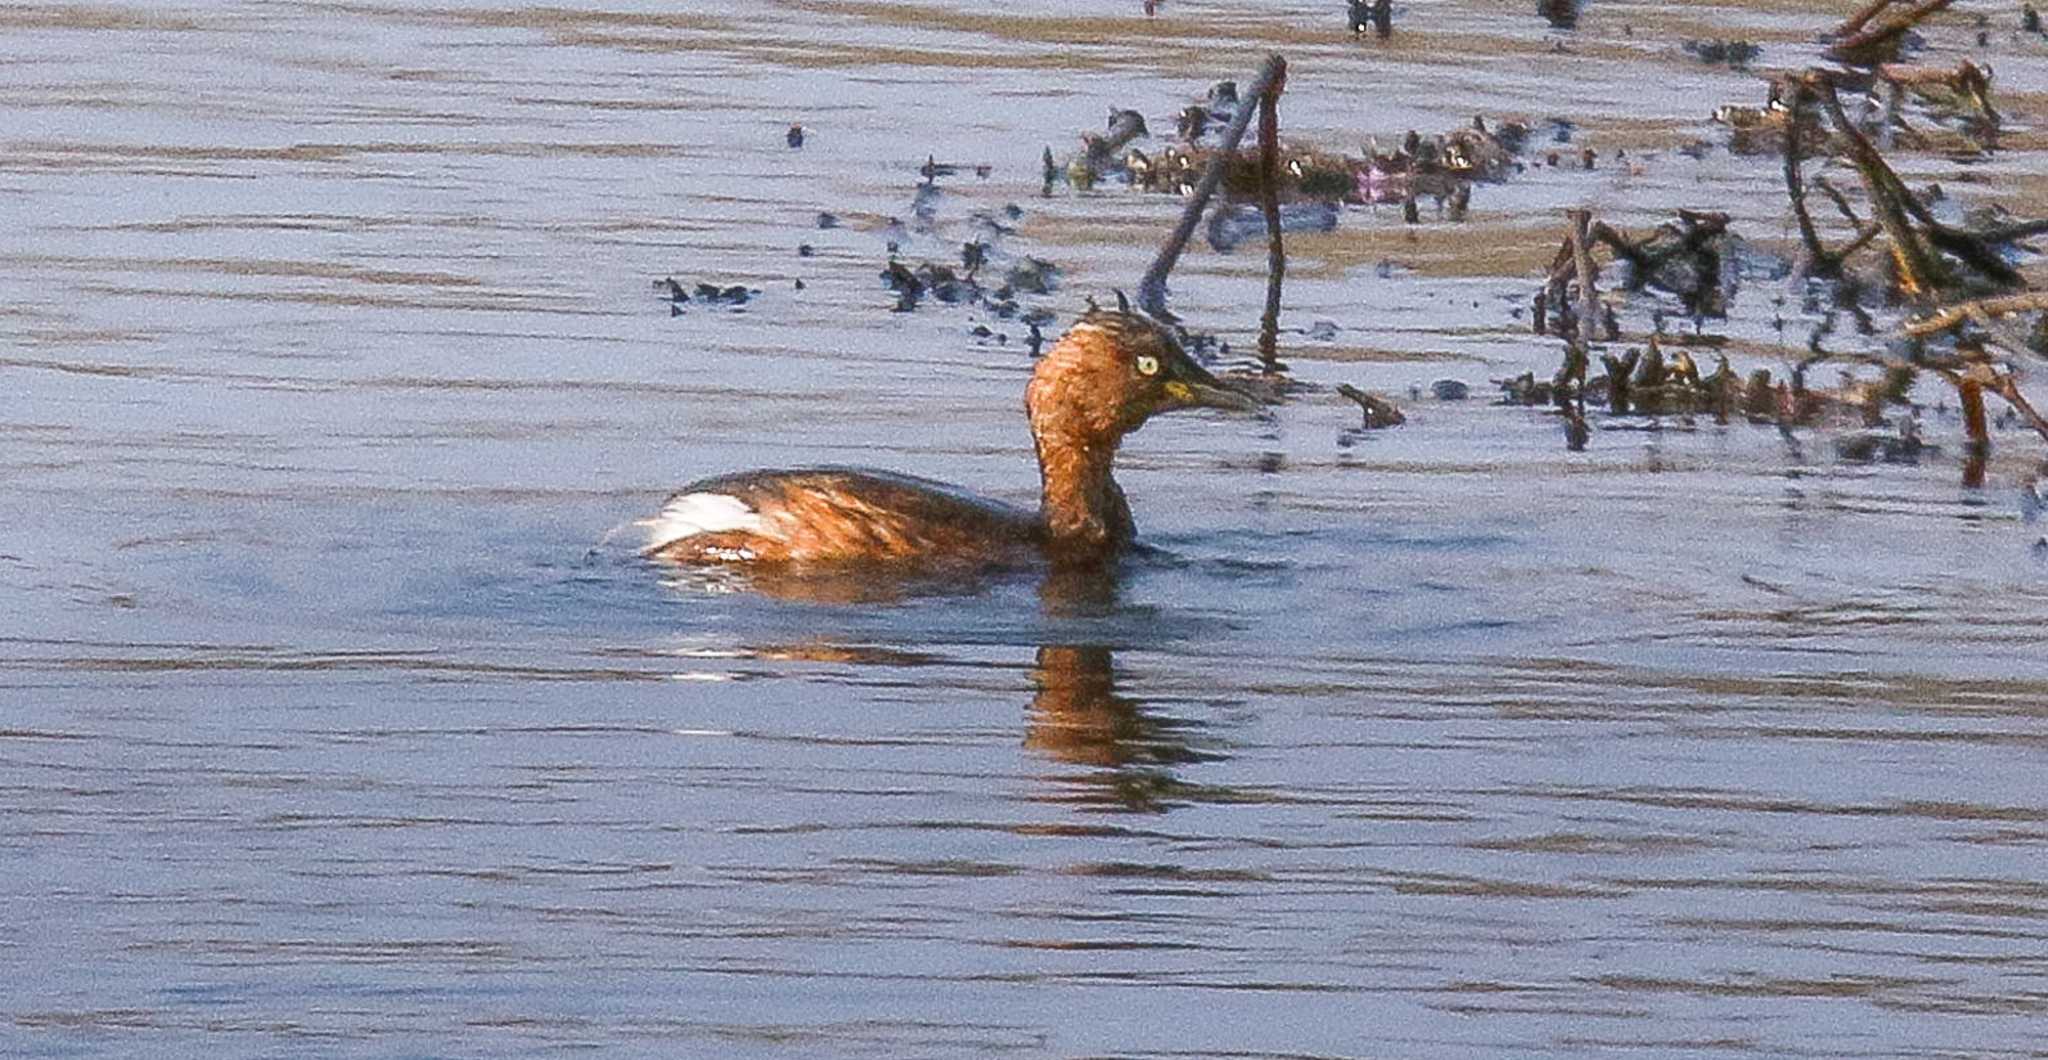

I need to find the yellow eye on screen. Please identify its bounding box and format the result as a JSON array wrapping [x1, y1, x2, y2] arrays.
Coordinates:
[[1135, 354, 1160, 376]]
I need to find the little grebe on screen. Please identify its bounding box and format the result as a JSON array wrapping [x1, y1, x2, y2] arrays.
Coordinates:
[[641, 304, 1259, 568]]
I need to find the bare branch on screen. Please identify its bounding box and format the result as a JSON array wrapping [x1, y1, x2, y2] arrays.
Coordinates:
[[1256, 62, 1288, 369], [1903, 292, 2048, 336], [1138, 55, 1287, 319]]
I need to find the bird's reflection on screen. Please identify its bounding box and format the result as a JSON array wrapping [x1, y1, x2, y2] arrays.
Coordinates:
[[686, 560, 1226, 813], [1026, 564, 1221, 813], [655, 560, 1001, 604], [1024, 643, 1218, 813]]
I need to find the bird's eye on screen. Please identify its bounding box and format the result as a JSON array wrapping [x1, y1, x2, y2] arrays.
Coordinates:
[[1135, 354, 1160, 376]]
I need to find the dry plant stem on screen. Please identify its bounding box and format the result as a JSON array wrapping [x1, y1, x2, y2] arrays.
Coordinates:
[[1568, 209, 1599, 354], [1985, 372, 2048, 443], [1838, 0, 1899, 36], [1335, 383, 1404, 427], [1817, 80, 1949, 297], [1256, 65, 1288, 369], [1827, 0, 1957, 63], [1903, 292, 2048, 336], [1928, 228, 2022, 288], [1965, 304, 2039, 359], [1974, 218, 2048, 243], [1811, 176, 1885, 257], [1812, 177, 1864, 226], [1959, 373, 1990, 486], [1545, 240, 1575, 289], [1138, 54, 1287, 319], [1838, 222, 1886, 259], [1781, 80, 1833, 272]]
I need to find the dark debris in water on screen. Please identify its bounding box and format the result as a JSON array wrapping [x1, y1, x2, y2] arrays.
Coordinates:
[[1347, 0, 1392, 38], [1682, 38, 1762, 68], [919, 154, 993, 180], [656, 277, 757, 315], [698, 48, 2048, 488], [1538, 0, 1580, 30], [1336, 383, 1404, 428], [879, 255, 1061, 317]]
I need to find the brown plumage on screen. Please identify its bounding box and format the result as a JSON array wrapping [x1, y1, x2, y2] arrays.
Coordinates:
[[643, 305, 1258, 569]]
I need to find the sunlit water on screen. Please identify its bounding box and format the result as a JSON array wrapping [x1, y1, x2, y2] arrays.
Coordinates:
[[7, 2, 2048, 1056]]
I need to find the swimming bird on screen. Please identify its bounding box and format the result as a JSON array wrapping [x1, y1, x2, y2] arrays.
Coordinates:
[[640, 301, 1259, 569]]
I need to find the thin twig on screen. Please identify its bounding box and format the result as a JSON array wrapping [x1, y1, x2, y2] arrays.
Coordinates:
[[1903, 292, 2048, 336], [1782, 79, 1832, 272], [1808, 176, 1887, 259], [1138, 54, 1287, 319], [1256, 63, 1288, 369], [1838, 221, 1886, 259], [1812, 176, 1864, 226], [1986, 372, 2048, 443]]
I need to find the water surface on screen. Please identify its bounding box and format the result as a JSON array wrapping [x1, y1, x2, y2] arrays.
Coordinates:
[[7, 2, 2048, 1056]]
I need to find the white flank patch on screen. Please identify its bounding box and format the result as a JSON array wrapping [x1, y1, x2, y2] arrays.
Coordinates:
[[637, 491, 769, 552]]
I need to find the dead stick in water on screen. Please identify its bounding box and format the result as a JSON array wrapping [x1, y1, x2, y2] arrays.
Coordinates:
[[1137, 54, 1287, 320], [1959, 370, 1990, 487], [1810, 176, 1887, 257], [1827, 0, 1957, 64], [1781, 79, 1835, 275], [1970, 218, 2048, 244], [1902, 292, 2048, 337], [1568, 209, 1599, 355], [1256, 62, 1288, 369], [1335, 383, 1404, 427], [1838, 0, 1899, 36], [1816, 79, 1950, 299], [1985, 371, 2048, 443]]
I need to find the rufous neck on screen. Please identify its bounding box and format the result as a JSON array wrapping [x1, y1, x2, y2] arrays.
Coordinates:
[[1025, 325, 1139, 558], [1033, 422, 1128, 554]]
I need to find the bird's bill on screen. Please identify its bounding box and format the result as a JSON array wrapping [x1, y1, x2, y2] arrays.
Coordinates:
[[1161, 357, 1264, 413]]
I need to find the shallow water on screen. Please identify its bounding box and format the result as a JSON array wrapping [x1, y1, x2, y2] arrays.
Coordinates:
[[8, 1, 2048, 1056]]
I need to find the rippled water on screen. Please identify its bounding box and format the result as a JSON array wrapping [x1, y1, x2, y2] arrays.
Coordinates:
[[8, 1, 2048, 1056]]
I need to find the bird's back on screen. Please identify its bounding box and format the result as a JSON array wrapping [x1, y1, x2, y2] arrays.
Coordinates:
[[641, 467, 1042, 566]]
